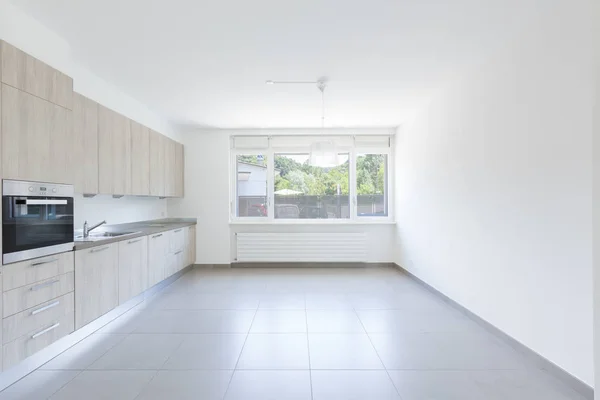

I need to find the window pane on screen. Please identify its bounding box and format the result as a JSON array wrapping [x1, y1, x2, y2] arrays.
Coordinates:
[[356, 154, 388, 217], [237, 155, 268, 217], [274, 154, 349, 219]]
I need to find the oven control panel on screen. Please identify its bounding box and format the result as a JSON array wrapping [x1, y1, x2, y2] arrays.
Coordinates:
[[3, 180, 74, 198]]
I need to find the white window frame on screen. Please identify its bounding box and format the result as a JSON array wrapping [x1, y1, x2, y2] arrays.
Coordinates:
[[230, 135, 394, 224]]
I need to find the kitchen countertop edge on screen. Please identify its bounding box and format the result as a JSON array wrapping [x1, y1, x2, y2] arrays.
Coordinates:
[[73, 218, 197, 251]]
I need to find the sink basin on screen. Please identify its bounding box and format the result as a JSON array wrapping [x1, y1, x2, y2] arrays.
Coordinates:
[[75, 231, 141, 241]]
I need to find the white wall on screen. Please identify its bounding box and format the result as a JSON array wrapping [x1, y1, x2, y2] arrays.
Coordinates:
[[168, 128, 396, 264], [593, 0, 600, 394], [73, 195, 167, 229], [0, 0, 181, 225], [394, 1, 594, 385]]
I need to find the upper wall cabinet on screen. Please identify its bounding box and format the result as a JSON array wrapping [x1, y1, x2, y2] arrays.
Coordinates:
[[1, 84, 74, 184], [0, 41, 73, 109], [164, 136, 176, 197], [130, 121, 150, 196], [73, 92, 99, 194], [149, 130, 166, 197], [98, 105, 132, 195], [175, 141, 184, 197]]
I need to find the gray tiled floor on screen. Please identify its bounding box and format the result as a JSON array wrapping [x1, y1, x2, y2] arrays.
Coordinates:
[[0, 267, 586, 400]]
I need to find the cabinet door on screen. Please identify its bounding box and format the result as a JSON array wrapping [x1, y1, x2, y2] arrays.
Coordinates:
[[1, 41, 73, 109], [187, 226, 196, 266], [118, 236, 148, 304], [148, 232, 168, 287], [72, 93, 99, 194], [163, 137, 176, 197], [98, 105, 131, 195], [149, 130, 165, 196], [75, 244, 119, 330], [130, 120, 150, 195], [2, 84, 72, 183], [175, 142, 184, 197]]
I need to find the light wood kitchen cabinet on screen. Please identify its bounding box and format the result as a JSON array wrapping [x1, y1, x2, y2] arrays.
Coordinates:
[[118, 236, 148, 305], [149, 130, 166, 196], [1, 84, 74, 184], [148, 232, 169, 287], [175, 142, 184, 197], [185, 225, 196, 267], [0, 41, 73, 109], [73, 92, 99, 194], [3, 252, 74, 292], [163, 136, 176, 197], [74, 244, 119, 330], [98, 105, 132, 195], [130, 121, 150, 196]]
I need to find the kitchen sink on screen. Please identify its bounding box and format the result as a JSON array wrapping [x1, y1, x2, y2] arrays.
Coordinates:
[[75, 231, 141, 241], [91, 231, 139, 237]]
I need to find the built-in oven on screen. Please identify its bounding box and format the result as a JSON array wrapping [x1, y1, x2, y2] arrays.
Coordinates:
[[2, 180, 74, 264]]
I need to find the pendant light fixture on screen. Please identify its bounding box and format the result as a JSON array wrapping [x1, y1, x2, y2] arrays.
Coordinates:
[[265, 78, 340, 168], [308, 81, 339, 168]]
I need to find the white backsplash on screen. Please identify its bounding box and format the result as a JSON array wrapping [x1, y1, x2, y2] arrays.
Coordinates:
[[73, 194, 167, 229]]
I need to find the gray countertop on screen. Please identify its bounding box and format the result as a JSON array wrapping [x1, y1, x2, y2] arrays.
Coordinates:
[[73, 218, 197, 250]]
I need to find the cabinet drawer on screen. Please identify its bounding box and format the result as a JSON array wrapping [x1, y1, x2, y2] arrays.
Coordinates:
[[3, 272, 75, 317], [169, 228, 185, 253], [3, 252, 74, 292], [3, 292, 74, 344], [3, 312, 74, 369]]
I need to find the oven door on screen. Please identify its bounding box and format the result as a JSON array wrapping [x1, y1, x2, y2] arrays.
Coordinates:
[[2, 196, 74, 264]]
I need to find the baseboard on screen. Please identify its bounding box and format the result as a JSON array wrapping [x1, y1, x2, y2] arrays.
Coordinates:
[[0, 264, 193, 392], [194, 263, 231, 269], [392, 263, 593, 400], [231, 262, 390, 268]]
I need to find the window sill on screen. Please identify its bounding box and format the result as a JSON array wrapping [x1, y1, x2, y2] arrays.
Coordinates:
[[229, 219, 396, 225]]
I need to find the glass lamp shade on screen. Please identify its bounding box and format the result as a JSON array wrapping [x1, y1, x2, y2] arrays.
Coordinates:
[[309, 141, 339, 167]]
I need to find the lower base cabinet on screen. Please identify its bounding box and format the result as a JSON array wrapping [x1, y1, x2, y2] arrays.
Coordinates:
[[75, 244, 119, 330], [148, 232, 168, 287], [118, 237, 148, 304], [3, 312, 74, 369]]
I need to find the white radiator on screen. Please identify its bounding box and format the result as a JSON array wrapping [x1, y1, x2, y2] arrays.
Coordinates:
[[235, 232, 368, 262]]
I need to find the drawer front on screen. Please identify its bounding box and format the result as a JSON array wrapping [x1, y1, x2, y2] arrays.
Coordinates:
[[3, 252, 74, 292], [3, 272, 75, 317], [3, 312, 74, 369], [169, 228, 185, 253], [3, 292, 74, 344]]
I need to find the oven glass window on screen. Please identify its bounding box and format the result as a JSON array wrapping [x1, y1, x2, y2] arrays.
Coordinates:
[[2, 196, 74, 255]]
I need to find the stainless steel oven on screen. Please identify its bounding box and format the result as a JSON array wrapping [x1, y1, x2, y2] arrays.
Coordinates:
[[2, 180, 74, 264]]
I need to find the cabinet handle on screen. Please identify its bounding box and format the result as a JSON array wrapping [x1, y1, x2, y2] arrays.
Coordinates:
[[152, 234, 163, 238], [174, 229, 182, 233], [31, 301, 60, 315], [90, 246, 110, 253], [128, 238, 142, 244], [174, 250, 183, 255], [31, 258, 58, 267], [31, 322, 60, 339], [30, 279, 60, 291]]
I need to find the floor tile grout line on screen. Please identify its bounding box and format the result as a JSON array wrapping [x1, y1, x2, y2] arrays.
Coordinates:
[[352, 303, 405, 399], [40, 369, 85, 400], [128, 327, 190, 398], [304, 298, 314, 400], [222, 302, 260, 399]]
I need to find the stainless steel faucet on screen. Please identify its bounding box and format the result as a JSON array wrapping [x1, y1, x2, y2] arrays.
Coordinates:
[[83, 220, 107, 238]]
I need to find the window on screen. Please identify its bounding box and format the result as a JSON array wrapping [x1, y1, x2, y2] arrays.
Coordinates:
[[356, 154, 388, 217], [231, 135, 392, 223], [274, 154, 349, 219], [236, 155, 268, 217]]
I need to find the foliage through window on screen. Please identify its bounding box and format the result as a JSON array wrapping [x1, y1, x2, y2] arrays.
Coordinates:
[[274, 154, 349, 219]]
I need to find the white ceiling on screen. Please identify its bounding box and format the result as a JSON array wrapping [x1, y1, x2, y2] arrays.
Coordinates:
[[11, 0, 541, 129]]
